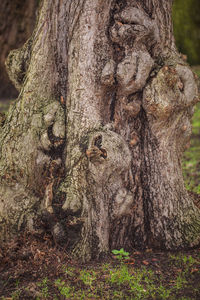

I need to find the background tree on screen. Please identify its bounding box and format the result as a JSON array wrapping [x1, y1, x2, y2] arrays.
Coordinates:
[[0, 0, 200, 261], [0, 0, 37, 99]]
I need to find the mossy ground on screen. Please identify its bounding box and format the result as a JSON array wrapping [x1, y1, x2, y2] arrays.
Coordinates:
[[0, 232, 199, 299]]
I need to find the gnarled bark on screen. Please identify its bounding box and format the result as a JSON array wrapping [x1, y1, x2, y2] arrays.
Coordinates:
[[0, 0, 199, 261]]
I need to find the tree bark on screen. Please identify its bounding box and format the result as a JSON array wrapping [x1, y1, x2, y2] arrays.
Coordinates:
[[0, 0, 37, 99], [0, 0, 200, 261]]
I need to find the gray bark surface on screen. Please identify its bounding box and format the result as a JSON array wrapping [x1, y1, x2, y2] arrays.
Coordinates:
[[0, 0, 199, 261]]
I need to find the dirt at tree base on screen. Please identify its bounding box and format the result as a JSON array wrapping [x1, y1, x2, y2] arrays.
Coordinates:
[[0, 213, 200, 299]]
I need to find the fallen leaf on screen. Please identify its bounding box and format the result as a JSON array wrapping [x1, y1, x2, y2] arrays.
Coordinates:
[[142, 260, 149, 265], [146, 248, 152, 253], [112, 255, 118, 260], [191, 268, 198, 273], [126, 259, 135, 265], [152, 258, 158, 262]]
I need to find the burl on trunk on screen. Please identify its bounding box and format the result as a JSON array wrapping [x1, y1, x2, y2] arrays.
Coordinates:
[[0, 0, 199, 261]]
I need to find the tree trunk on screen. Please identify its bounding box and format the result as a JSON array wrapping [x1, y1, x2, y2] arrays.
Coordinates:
[[0, 0, 199, 261], [0, 0, 37, 99]]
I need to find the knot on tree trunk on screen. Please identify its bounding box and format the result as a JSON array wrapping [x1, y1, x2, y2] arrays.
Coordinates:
[[101, 3, 158, 130], [143, 64, 199, 122], [5, 38, 33, 91], [86, 130, 131, 182], [143, 62, 199, 153]]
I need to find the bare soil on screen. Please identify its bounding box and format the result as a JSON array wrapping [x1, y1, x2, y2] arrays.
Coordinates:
[[0, 212, 200, 299]]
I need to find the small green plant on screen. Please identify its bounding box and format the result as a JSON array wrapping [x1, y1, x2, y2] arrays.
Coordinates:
[[108, 264, 160, 299], [79, 270, 97, 287], [73, 290, 86, 300], [37, 277, 49, 299], [112, 248, 130, 262], [169, 253, 198, 269], [183, 254, 197, 266], [130, 281, 147, 299], [113, 290, 124, 298], [109, 264, 131, 285], [156, 285, 171, 299], [8, 279, 21, 300], [101, 262, 111, 271], [3, 289, 21, 300], [64, 266, 75, 277], [173, 273, 188, 291], [55, 279, 74, 299], [129, 268, 155, 299]]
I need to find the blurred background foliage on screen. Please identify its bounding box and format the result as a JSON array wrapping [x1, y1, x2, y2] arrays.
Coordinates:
[[172, 0, 200, 65], [172, 0, 200, 195]]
